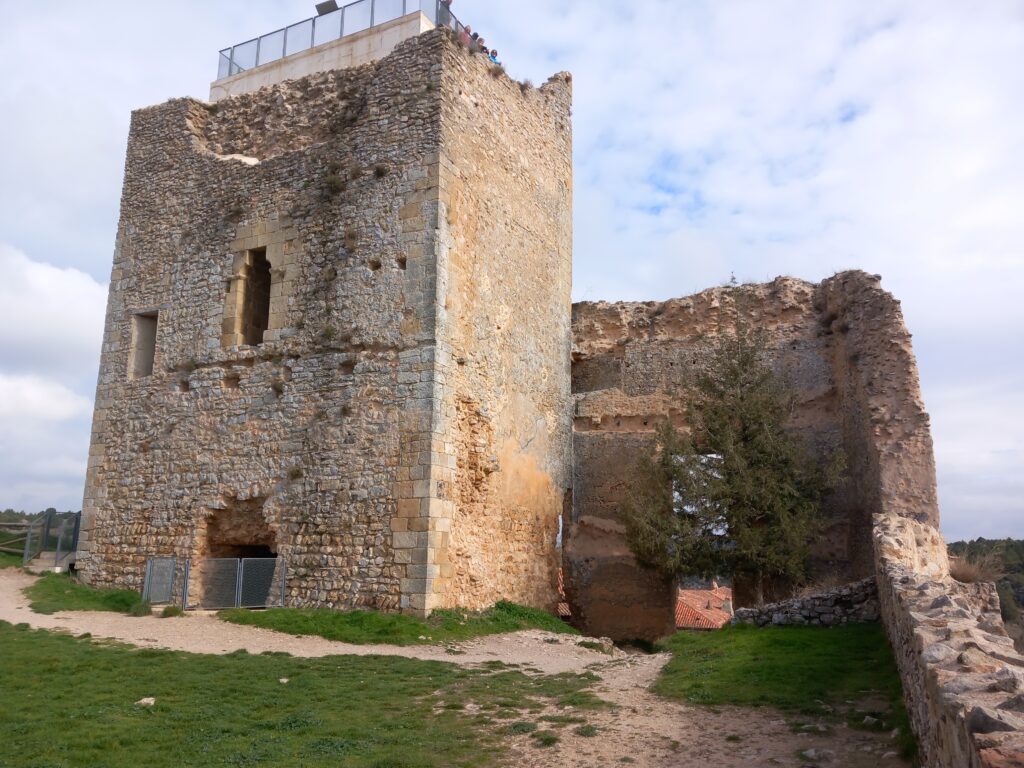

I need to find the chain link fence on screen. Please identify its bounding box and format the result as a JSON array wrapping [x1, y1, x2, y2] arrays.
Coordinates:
[[142, 558, 178, 605], [142, 557, 287, 610]]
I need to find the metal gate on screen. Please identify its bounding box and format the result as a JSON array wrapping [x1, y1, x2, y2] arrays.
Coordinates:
[[182, 558, 286, 610], [142, 557, 177, 604]]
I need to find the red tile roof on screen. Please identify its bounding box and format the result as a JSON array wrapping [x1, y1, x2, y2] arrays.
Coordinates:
[[675, 587, 732, 630]]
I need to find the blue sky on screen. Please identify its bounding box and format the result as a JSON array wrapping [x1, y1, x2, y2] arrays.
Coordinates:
[[0, 1, 1021, 541]]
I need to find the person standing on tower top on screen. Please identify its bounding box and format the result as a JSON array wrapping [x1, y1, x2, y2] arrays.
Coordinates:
[[439, 0, 453, 28]]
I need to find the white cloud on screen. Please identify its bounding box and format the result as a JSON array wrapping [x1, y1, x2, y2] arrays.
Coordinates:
[[0, 247, 105, 512], [0, 244, 107, 383], [0, 372, 94, 513], [0, 1, 1021, 537], [928, 379, 1024, 542], [0, 374, 93, 423]]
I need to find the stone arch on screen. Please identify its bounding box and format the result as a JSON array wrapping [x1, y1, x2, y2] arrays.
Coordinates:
[[194, 496, 277, 560]]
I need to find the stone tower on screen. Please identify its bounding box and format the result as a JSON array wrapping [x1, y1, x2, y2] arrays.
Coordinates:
[[77, 16, 573, 616]]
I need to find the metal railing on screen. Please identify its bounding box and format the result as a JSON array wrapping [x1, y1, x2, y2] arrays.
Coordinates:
[[0, 522, 29, 558], [143, 557, 178, 605], [22, 517, 45, 565], [52, 513, 80, 569], [21, 511, 81, 568], [217, 0, 462, 80], [181, 558, 287, 611]]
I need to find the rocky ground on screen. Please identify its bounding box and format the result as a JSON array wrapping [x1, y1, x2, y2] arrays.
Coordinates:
[[0, 569, 910, 767]]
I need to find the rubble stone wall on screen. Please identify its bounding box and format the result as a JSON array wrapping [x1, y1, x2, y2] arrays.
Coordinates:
[[875, 515, 1024, 768], [732, 578, 880, 628], [432, 48, 573, 610], [566, 271, 928, 638], [78, 30, 571, 616]]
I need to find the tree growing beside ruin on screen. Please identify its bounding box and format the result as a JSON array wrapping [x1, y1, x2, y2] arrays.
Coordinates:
[[622, 317, 844, 606]]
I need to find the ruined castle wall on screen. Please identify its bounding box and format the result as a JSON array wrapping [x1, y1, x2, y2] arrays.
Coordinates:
[[426, 48, 573, 610], [819, 274, 941, 530], [79, 33, 450, 610], [566, 272, 937, 638]]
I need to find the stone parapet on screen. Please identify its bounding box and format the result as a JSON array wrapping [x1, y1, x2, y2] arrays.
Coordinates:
[[874, 513, 1024, 768], [733, 578, 879, 628]]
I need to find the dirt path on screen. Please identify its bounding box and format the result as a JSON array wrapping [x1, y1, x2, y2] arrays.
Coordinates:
[[0, 569, 910, 767]]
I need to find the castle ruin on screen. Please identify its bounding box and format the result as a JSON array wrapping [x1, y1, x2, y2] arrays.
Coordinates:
[[78, 13, 572, 616], [78, 6, 1024, 765]]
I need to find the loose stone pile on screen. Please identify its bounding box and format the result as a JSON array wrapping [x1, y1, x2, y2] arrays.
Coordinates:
[[733, 578, 879, 628]]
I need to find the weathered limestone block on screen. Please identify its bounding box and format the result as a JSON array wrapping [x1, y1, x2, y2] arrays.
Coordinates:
[[562, 516, 676, 642]]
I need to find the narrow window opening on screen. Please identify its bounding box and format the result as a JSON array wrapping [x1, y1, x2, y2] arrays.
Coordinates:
[[129, 312, 158, 380], [242, 248, 271, 346]]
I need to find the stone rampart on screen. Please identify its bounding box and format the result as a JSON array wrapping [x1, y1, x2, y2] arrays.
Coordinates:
[[433, 43, 573, 611], [875, 514, 1024, 767], [733, 578, 879, 628]]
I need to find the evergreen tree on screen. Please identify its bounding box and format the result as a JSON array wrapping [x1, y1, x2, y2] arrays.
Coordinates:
[[623, 316, 844, 605]]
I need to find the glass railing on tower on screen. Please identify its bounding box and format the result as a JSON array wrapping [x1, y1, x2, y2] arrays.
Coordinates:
[[216, 0, 461, 80]]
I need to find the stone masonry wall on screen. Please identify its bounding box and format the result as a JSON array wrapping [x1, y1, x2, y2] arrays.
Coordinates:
[[566, 271, 940, 639], [432, 49, 573, 611], [875, 514, 1024, 768], [79, 30, 571, 616], [733, 578, 880, 628]]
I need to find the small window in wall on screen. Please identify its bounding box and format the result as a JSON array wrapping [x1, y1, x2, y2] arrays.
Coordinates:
[[241, 249, 271, 346], [129, 312, 158, 380]]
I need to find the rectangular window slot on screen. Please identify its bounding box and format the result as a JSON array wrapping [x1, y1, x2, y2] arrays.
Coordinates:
[[242, 248, 271, 346], [129, 313, 158, 380]]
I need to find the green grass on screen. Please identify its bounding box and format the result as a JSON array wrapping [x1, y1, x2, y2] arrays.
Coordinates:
[[24, 572, 147, 615], [0, 531, 24, 568], [220, 600, 579, 646], [539, 714, 587, 725], [0, 621, 604, 767], [507, 721, 537, 735], [0, 551, 22, 569], [531, 731, 560, 747], [656, 624, 916, 759]]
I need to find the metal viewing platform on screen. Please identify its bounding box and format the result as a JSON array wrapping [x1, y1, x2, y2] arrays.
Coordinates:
[[216, 0, 460, 81]]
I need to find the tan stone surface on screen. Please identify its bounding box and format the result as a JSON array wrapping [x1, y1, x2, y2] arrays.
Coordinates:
[[435, 45, 573, 611], [79, 30, 571, 617], [875, 513, 1024, 768]]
